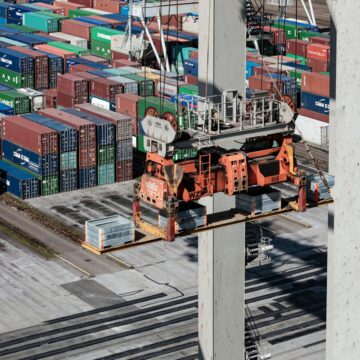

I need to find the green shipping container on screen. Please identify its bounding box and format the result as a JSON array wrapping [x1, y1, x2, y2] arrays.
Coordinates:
[[39, 175, 59, 196], [121, 73, 154, 97], [320, 72, 330, 76], [48, 41, 90, 56], [0, 67, 34, 89], [137, 135, 146, 153], [138, 96, 177, 119], [289, 69, 307, 89], [272, 22, 298, 39], [103, 67, 132, 76], [68, 9, 98, 18], [172, 147, 198, 161], [38, 11, 67, 21], [97, 163, 115, 185], [285, 53, 307, 65], [23, 12, 59, 33], [98, 145, 115, 165], [0, 90, 31, 114], [297, 30, 321, 41], [0, 36, 27, 47], [179, 84, 198, 95], [90, 40, 111, 59], [60, 151, 77, 171], [90, 26, 125, 45]]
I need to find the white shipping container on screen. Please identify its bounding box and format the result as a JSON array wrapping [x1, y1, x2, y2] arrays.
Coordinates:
[[83, 7, 111, 14], [295, 115, 329, 146], [182, 15, 199, 34], [17, 88, 45, 111], [91, 96, 111, 110], [50, 32, 88, 48]]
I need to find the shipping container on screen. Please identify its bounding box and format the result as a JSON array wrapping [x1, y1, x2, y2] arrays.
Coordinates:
[[35, 44, 76, 71], [0, 37, 27, 47], [43, 88, 57, 108], [69, 63, 96, 74], [138, 96, 177, 119], [75, 102, 132, 140], [286, 39, 308, 57], [116, 138, 132, 160], [48, 41, 90, 56], [121, 73, 154, 97], [0, 159, 40, 199], [75, 16, 112, 28], [294, 114, 329, 146], [115, 93, 139, 134], [2, 139, 58, 176], [9, 46, 49, 90], [90, 77, 123, 102], [108, 75, 138, 94], [306, 43, 330, 62], [61, 18, 94, 40], [60, 150, 77, 170], [62, 107, 115, 145], [302, 72, 330, 97], [306, 57, 329, 73], [79, 166, 97, 188], [23, 12, 60, 33], [16, 88, 45, 111], [90, 26, 124, 44], [97, 162, 114, 185], [0, 67, 34, 89], [115, 158, 132, 182], [49, 32, 88, 48], [301, 91, 330, 115], [38, 174, 59, 196], [39, 108, 96, 168], [57, 73, 89, 98], [0, 47, 34, 74], [22, 112, 78, 153], [92, 0, 126, 14], [53, 1, 86, 17], [90, 95, 112, 110], [60, 168, 78, 192], [297, 107, 329, 123], [0, 102, 14, 116], [2, 115, 58, 155], [57, 91, 88, 107], [90, 39, 111, 58], [0, 90, 30, 114]]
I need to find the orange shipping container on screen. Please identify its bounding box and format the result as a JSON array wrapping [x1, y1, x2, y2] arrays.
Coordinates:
[[306, 43, 330, 62], [53, 1, 86, 16]]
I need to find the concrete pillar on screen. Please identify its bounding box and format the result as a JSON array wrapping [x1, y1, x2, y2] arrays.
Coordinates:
[[198, 0, 246, 99], [198, 194, 245, 360], [326, 1, 360, 359], [198, 1, 247, 358]]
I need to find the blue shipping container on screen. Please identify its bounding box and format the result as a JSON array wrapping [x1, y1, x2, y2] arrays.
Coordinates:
[[301, 91, 330, 115], [66, 57, 108, 72], [265, 73, 297, 104], [4, 33, 46, 46], [246, 61, 259, 80], [79, 167, 97, 189], [0, 159, 40, 199], [62, 108, 115, 146], [183, 58, 198, 77], [7, 4, 37, 23], [0, 47, 34, 73], [0, 102, 14, 115], [2, 139, 59, 176], [60, 169, 78, 192], [102, 13, 127, 22], [0, 4, 11, 19], [170, 94, 198, 109], [22, 113, 77, 153]]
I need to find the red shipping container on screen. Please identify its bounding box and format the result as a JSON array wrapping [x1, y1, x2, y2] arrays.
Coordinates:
[[184, 74, 198, 85], [53, 1, 86, 16], [34, 2, 64, 15], [302, 72, 330, 97], [306, 43, 330, 62], [81, 55, 109, 65], [69, 63, 96, 74], [298, 108, 329, 124], [253, 66, 288, 77], [75, 103, 132, 140], [57, 92, 88, 107], [263, 25, 286, 46], [39, 108, 96, 168], [9, 46, 49, 90], [116, 159, 133, 182], [286, 39, 308, 58], [248, 75, 284, 94], [35, 44, 76, 71], [57, 74, 89, 98], [116, 93, 139, 119], [92, 0, 127, 13], [110, 59, 141, 68], [43, 89, 57, 108], [111, 50, 130, 61], [91, 78, 123, 102], [36, 32, 69, 43], [2, 116, 58, 155], [61, 19, 94, 40], [307, 58, 329, 73], [309, 36, 330, 46], [75, 72, 101, 80], [69, 0, 92, 7]]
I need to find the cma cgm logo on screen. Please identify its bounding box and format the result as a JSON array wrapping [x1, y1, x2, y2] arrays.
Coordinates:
[[315, 99, 330, 112], [145, 181, 159, 193], [0, 57, 12, 66], [13, 150, 29, 165]]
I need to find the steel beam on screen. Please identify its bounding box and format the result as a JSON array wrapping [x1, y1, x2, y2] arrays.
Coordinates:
[[326, 1, 360, 359]]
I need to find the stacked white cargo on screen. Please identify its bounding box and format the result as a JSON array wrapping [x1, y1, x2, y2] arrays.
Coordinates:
[[85, 214, 135, 250], [235, 187, 281, 215], [158, 202, 207, 232]]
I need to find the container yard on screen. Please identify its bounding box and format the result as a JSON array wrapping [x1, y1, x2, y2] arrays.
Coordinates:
[[0, 0, 357, 359]]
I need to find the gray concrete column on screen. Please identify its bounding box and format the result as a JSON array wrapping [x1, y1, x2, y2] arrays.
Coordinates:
[[198, 0, 246, 99], [326, 1, 360, 359], [198, 194, 245, 360]]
